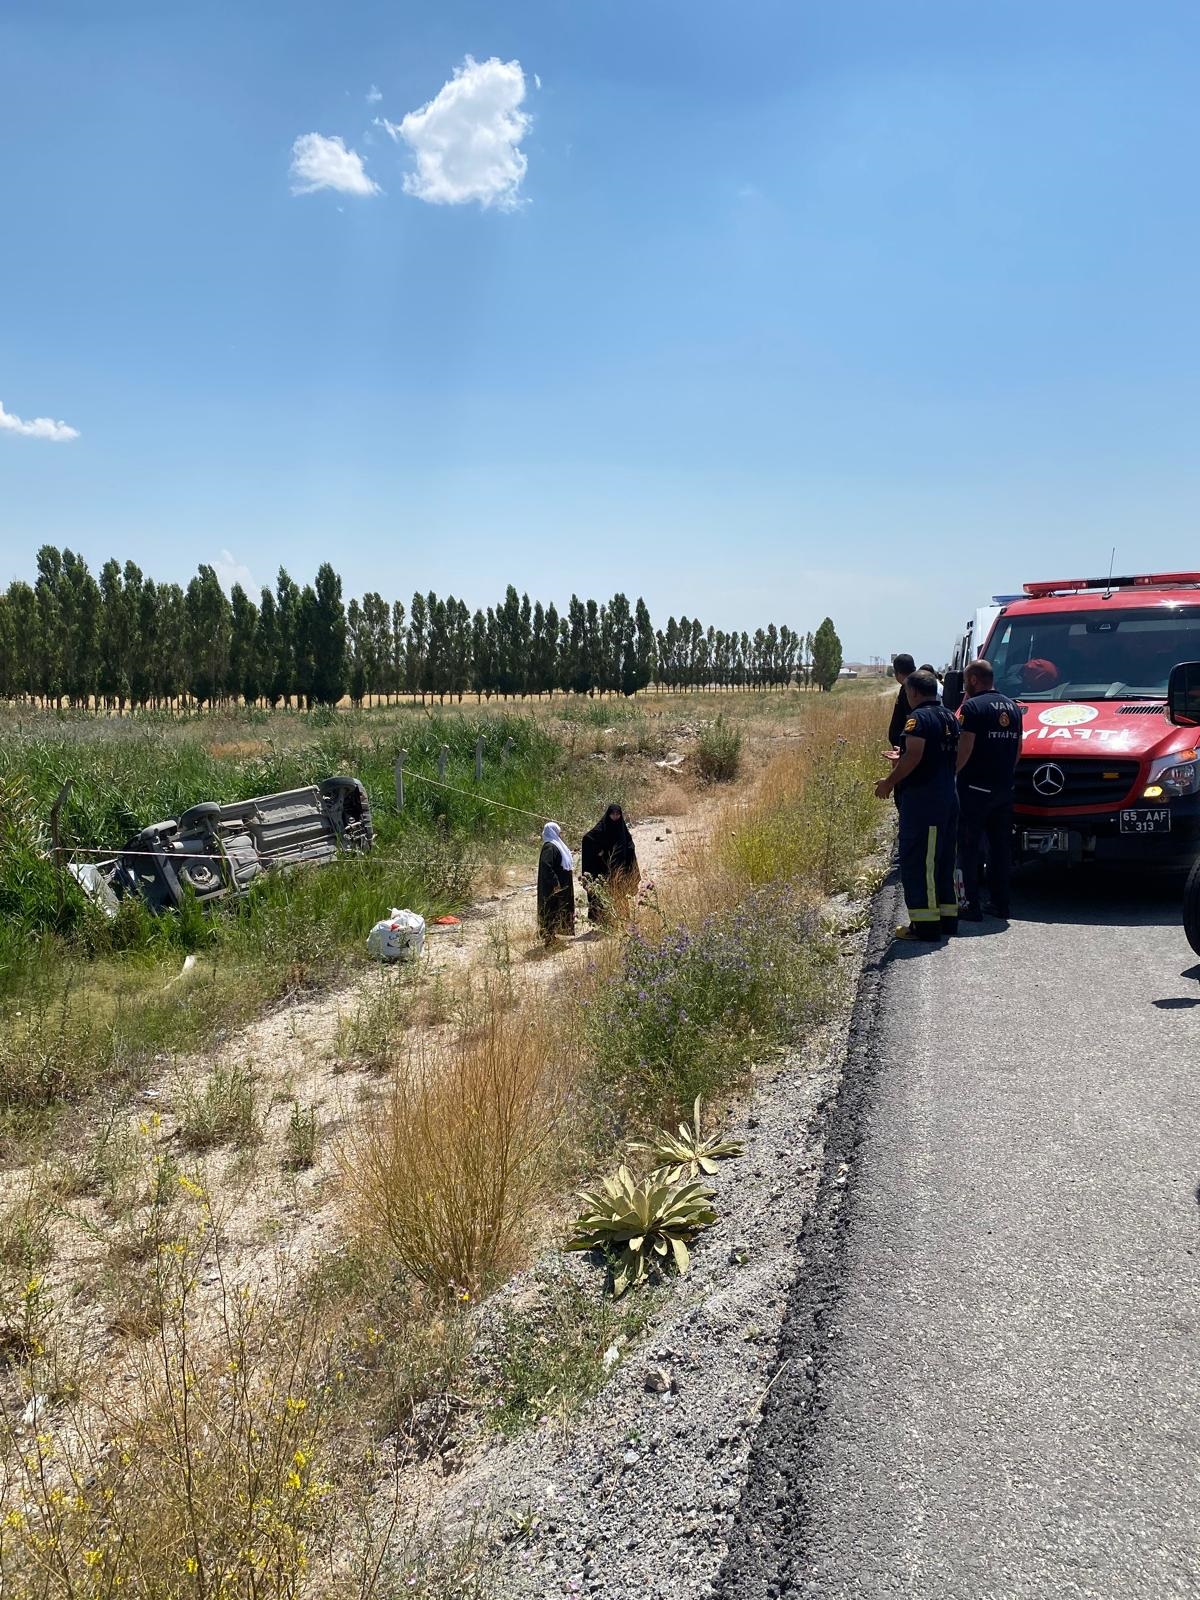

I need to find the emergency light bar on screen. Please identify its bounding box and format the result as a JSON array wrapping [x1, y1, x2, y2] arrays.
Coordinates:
[[1022, 572, 1200, 597]]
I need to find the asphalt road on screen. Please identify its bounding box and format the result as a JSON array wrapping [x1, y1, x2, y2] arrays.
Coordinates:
[[719, 867, 1200, 1600]]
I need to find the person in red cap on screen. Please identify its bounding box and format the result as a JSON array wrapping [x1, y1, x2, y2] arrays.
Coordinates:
[[1020, 658, 1059, 693]]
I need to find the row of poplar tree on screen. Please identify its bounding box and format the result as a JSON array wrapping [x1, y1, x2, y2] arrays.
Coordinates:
[[0, 546, 845, 709]]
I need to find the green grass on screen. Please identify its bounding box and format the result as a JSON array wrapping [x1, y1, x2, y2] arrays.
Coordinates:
[[694, 714, 742, 783]]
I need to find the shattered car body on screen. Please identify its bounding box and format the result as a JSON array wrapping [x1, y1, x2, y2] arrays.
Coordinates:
[[78, 777, 373, 915]]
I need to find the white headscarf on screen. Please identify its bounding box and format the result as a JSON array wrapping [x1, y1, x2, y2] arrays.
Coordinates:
[[542, 822, 573, 873]]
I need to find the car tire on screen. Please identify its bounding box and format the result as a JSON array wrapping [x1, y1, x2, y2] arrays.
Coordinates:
[[319, 776, 360, 797], [1184, 856, 1200, 958], [178, 802, 222, 832]]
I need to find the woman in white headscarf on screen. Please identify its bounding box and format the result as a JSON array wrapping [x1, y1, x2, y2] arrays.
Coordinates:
[[537, 822, 575, 941]]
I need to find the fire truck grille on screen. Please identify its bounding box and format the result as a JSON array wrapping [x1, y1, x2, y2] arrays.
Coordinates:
[[1014, 757, 1140, 809]]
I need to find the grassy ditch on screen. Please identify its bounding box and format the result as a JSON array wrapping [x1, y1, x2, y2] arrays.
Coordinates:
[[0, 705, 623, 1149], [0, 691, 886, 1597]]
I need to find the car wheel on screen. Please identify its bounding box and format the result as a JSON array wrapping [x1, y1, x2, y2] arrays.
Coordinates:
[[1184, 857, 1200, 958], [178, 802, 222, 832]]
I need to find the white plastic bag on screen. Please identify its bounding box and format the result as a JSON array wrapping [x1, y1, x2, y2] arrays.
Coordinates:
[[366, 908, 426, 962]]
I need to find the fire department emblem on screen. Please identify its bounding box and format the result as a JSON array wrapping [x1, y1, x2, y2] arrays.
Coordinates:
[[1038, 704, 1098, 727]]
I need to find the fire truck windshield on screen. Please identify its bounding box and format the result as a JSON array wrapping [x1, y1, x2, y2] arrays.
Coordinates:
[[985, 607, 1200, 700]]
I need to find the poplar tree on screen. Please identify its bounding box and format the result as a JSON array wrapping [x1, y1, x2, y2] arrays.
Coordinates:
[[811, 616, 844, 691], [131, 575, 157, 708], [255, 589, 281, 707], [184, 565, 232, 707], [310, 562, 346, 706], [406, 592, 428, 702], [274, 570, 300, 708], [229, 584, 260, 705], [98, 558, 132, 708]]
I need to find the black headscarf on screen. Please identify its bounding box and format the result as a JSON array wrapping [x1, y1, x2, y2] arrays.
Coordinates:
[[582, 804, 637, 880]]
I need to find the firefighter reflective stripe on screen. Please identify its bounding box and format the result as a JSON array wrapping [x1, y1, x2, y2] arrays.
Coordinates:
[[925, 826, 937, 913], [899, 788, 959, 927]]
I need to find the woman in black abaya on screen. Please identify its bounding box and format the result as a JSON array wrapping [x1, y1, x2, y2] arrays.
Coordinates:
[[581, 803, 639, 924], [537, 822, 575, 942]]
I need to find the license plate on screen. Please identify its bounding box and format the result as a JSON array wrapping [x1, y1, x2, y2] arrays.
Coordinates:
[[1120, 808, 1171, 834], [1021, 829, 1071, 852]]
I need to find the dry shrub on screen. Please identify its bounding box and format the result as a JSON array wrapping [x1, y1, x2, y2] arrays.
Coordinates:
[[343, 997, 574, 1295], [641, 780, 691, 817]]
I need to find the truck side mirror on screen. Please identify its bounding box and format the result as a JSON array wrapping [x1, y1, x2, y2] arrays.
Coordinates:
[[1167, 661, 1200, 726], [942, 670, 964, 713]]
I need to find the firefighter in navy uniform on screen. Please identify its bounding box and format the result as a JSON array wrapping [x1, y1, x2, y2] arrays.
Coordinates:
[[954, 658, 1022, 921], [875, 668, 960, 940]]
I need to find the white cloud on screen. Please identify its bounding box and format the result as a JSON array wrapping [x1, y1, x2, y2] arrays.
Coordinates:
[[366, 83, 382, 103], [0, 399, 79, 442], [395, 55, 530, 209], [534, 73, 542, 90], [289, 132, 380, 196], [214, 549, 257, 596]]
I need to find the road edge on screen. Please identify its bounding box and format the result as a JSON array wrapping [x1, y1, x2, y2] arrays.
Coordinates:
[[712, 867, 905, 1598]]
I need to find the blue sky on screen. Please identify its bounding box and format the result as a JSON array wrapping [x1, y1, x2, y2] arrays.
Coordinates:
[[3, 1, 1199, 664]]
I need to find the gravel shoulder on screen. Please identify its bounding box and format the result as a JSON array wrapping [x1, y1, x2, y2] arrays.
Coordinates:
[[415, 898, 875, 1600]]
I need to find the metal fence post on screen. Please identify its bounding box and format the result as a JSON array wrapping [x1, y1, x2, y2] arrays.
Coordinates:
[[395, 750, 407, 810], [438, 744, 449, 781], [475, 734, 486, 782], [502, 737, 515, 763]]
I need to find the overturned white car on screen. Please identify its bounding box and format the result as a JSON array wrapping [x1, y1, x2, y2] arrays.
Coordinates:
[[74, 777, 373, 915]]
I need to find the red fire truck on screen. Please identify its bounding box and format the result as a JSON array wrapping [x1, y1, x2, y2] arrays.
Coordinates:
[[944, 573, 1200, 946]]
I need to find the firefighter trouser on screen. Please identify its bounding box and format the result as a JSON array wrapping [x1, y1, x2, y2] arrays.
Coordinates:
[[957, 785, 1013, 914], [898, 785, 959, 935]]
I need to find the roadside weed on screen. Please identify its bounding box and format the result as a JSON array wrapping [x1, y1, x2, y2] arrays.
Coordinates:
[[630, 1095, 745, 1181], [566, 1166, 717, 1297], [284, 1100, 319, 1170], [177, 1063, 261, 1150], [694, 715, 742, 783], [485, 1271, 656, 1435]]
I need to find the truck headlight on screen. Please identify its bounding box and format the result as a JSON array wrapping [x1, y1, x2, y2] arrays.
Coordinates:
[[1144, 749, 1199, 799]]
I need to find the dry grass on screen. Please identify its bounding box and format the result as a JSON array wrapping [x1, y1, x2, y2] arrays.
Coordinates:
[[0, 1188, 369, 1599], [343, 998, 579, 1295], [707, 695, 884, 898]]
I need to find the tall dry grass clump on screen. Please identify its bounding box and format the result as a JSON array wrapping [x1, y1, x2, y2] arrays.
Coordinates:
[[344, 997, 579, 1295]]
